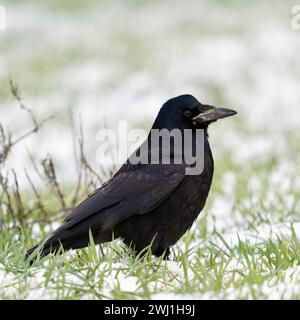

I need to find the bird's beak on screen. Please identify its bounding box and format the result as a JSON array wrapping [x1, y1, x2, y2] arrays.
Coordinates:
[[192, 105, 237, 124]]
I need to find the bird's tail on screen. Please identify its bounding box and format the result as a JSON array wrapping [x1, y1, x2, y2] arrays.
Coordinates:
[[25, 224, 102, 264], [25, 239, 63, 264], [25, 230, 91, 264]]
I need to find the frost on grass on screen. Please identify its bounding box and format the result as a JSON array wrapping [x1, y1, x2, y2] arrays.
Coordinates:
[[2, 163, 300, 300]]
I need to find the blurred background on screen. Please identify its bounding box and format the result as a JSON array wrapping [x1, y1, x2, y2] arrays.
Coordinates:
[[0, 0, 299, 189]]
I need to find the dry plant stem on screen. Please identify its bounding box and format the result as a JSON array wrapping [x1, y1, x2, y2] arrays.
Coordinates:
[[12, 169, 25, 226], [8, 80, 54, 148], [1, 80, 114, 232], [41, 155, 67, 211], [78, 120, 104, 184], [0, 172, 14, 229], [68, 109, 83, 207], [24, 168, 48, 217]]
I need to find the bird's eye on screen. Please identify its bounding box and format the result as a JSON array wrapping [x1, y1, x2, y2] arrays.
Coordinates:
[[183, 110, 192, 118]]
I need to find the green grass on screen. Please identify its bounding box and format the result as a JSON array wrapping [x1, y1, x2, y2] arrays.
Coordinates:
[[1, 144, 300, 300], [1, 223, 300, 300]]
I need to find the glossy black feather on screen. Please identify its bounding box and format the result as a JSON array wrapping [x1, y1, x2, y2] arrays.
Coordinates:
[[26, 94, 235, 261]]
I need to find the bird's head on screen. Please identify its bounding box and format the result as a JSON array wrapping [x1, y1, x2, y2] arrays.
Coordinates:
[[152, 94, 237, 130]]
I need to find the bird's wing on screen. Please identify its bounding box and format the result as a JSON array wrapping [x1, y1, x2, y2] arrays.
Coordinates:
[[60, 163, 186, 235]]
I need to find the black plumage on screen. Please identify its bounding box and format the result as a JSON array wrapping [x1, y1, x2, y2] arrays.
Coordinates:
[[26, 95, 236, 261]]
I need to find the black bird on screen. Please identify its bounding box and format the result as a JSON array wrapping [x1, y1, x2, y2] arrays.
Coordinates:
[[26, 95, 236, 261]]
